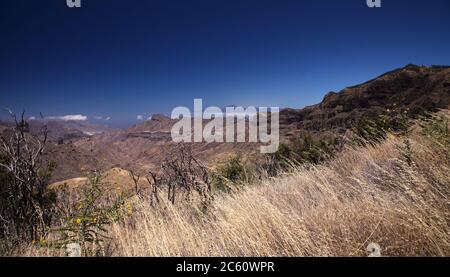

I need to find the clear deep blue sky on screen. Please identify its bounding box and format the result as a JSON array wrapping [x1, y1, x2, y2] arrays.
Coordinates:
[[1, 0, 450, 126]]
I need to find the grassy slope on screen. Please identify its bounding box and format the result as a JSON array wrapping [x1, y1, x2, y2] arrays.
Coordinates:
[[24, 118, 450, 257], [104, 132, 449, 257]]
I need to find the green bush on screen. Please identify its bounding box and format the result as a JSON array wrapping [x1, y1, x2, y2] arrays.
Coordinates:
[[353, 116, 390, 145], [291, 134, 340, 164], [262, 143, 295, 176], [420, 114, 450, 151], [262, 133, 342, 176], [353, 107, 410, 146], [212, 155, 252, 192]]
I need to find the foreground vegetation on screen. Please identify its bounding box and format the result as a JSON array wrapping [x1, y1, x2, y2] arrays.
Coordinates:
[[2, 111, 450, 256], [109, 126, 450, 256]]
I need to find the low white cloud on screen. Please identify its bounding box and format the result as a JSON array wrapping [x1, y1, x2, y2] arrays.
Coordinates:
[[47, 114, 88, 121], [28, 116, 37, 121], [93, 116, 112, 121], [137, 115, 144, 120]]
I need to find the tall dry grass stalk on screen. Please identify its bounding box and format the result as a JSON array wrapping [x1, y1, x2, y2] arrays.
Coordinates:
[[105, 133, 449, 257]]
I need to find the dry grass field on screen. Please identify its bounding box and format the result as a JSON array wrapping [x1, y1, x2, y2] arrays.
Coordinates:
[[23, 115, 450, 257]]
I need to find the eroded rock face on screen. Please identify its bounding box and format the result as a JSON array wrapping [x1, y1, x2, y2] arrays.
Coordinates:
[[280, 65, 450, 133]]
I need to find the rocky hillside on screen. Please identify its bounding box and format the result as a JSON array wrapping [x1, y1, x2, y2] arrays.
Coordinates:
[[72, 114, 258, 181], [280, 65, 450, 134]]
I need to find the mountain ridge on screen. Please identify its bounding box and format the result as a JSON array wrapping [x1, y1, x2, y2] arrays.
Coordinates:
[[279, 64, 450, 134]]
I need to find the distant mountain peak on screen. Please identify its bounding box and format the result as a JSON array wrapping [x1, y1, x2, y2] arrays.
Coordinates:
[[150, 114, 171, 122]]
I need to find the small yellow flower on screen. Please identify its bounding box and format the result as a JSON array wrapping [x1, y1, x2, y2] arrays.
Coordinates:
[[40, 237, 46, 244], [76, 218, 82, 225], [127, 203, 133, 215]]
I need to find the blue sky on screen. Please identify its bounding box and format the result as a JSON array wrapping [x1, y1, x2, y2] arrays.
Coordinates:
[[1, 0, 450, 126]]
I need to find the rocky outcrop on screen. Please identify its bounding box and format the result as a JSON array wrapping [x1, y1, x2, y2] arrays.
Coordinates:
[[280, 65, 450, 133]]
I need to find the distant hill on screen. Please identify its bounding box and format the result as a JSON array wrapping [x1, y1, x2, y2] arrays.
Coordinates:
[[29, 120, 115, 143], [0, 119, 115, 143]]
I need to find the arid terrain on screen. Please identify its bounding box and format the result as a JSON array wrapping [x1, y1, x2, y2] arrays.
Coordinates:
[[4, 64, 448, 187], [23, 110, 450, 257], [1, 64, 449, 257]]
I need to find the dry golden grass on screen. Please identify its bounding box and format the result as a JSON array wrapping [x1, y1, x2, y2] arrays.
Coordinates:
[[102, 132, 449, 257], [23, 127, 450, 257]]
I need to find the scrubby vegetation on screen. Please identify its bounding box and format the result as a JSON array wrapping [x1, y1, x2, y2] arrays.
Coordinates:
[[352, 107, 410, 146], [421, 113, 450, 148], [2, 110, 450, 257], [0, 112, 56, 255], [262, 133, 342, 176], [105, 112, 450, 256], [212, 154, 254, 193], [49, 174, 129, 257]]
